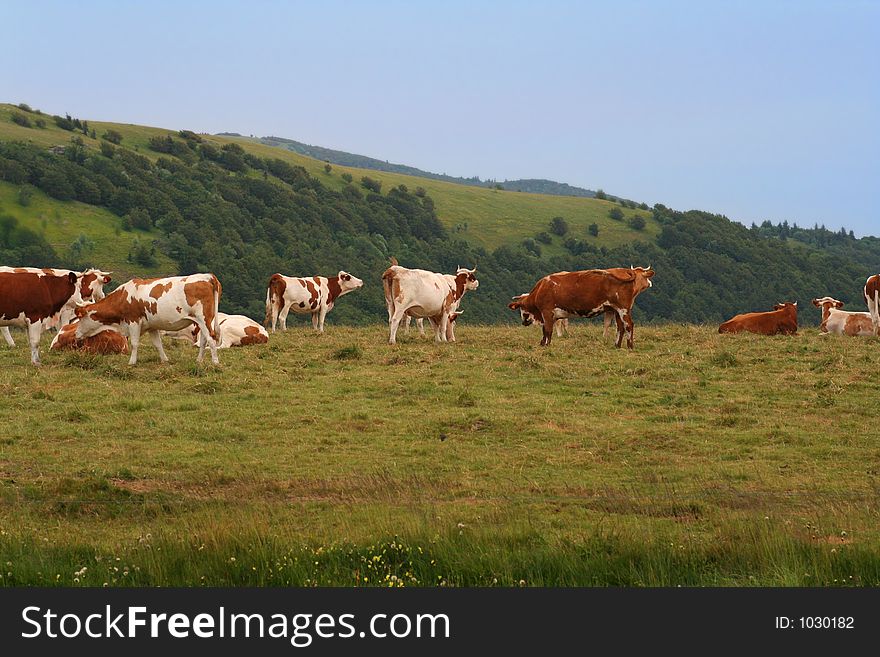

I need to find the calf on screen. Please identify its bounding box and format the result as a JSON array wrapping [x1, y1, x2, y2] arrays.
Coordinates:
[[74, 274, 222, 365], [265, 271, 363, 333], [383, 264, 478, 344], [51, 321, 128, 354], [812, 297, 874, 337], [0, 269, 79, 364], [718, 302, 798, 335]]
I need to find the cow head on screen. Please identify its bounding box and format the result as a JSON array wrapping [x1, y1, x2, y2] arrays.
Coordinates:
[[509, 294, 539, 326], [81, 269, 112, 301], [630, 265, 655, 293], [812, 297, 843, 310], [455, 266, 479, 292], [337, 271, 363, 294], [773, 302, 797, 311]]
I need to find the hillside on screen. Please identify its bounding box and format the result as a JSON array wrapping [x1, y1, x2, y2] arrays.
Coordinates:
[[1, 101, 877, 327], [254, 134, 599, 199]]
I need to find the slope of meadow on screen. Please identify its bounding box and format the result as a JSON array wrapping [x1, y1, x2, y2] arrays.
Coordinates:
[[0, 324, 878, 586]]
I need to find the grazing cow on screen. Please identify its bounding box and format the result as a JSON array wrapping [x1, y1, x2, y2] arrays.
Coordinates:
[[74, 274, 222, 365], [0, 267, 110, 346], [865, 275, 880, 334], [812, 297, 874, 337], [0, 268, 79, 364], [264, 271, 363, 333], [718, 302, 798, 335], [50, 321, 128, 354], [167, 312, 269, 348], [508, 267, 654, 348], [383, 264, 478, 344]]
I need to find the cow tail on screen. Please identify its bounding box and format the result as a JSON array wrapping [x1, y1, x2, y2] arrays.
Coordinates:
[[264, 274, 281, 328], [874, 288, 880, 336], [382, 267, 396, 322], [211, 274, 222, 341]]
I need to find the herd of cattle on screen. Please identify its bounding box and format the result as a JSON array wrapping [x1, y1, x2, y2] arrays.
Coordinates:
[[0, 263, 878, 366]]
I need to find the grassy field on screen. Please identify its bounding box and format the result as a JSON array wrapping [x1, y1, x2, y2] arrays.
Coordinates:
[[1, 102, 657, 256], [1, 323, 878, 587]]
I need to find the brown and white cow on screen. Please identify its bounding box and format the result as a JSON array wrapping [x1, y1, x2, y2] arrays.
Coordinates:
[[865, 274, 880, 335], [264, 271, 363, 334], [508, 267, 654, 348], [166, 312, 268, 348], [812, 297, 874, 337], [0, 268, 80, 364], [0, 267, 110, 346], [50, 321, 128, 354], [74, 274, 222, 365], [718, 302, 798, 335], [383, 265, 478, 344]]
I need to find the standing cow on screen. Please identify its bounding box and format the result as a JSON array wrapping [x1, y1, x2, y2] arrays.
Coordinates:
[[264, 271, 363, 334], [0, 269, 80, 364], [74, 274, 222, 365], [865, 275, 880, 335], [383, 264, 478, 344], [509, 267, 654, 348], [1, 267, 110, 347]]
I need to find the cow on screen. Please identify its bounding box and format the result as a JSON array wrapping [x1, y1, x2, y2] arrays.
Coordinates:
[[50, 321, 128, 354], [812, 297, 874, 337], [718, 302, 798, 335], [0, 267, 110, 346], [382, 264, 478, 344], [264, 271, 363, 334], [865, 275, 880, 335], [508, 267, 654, 348], [166, 312, 269, 348], [0, 268, 80, 364], [74, 273, 222, 365]]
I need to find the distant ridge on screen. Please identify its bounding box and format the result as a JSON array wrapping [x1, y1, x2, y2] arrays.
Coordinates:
[[251, 135, 598, 198]]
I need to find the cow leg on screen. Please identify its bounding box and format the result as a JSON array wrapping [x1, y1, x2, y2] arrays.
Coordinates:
[[311, 312, 319, 331], [555, 320, 565, 338], [417, 318, 425, 337], [389, 307, 408, 344], [26, 321, 42, 366], [614, 309, 634, 349], [317, 307, 329, 333], [540, 312, 555, 346], [403, 315, 411, 333], [193, 318, 219, 365], [148, 330, 169, 363], [447, 319, 456, 342], [613, 311, 626, 348], [437, 314, 449, 343], [2, 327, 14, 347], [128, 323, 141, 365], [603, 309, 614, 339], [279, 303, 290, 331]]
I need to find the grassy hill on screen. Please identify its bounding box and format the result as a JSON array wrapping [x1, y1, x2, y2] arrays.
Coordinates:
[[1, 324, 878, 586], [0, 102, 657, 258]]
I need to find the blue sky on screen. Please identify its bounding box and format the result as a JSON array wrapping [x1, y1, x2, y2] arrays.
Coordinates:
[[3, 1, 877, 235]]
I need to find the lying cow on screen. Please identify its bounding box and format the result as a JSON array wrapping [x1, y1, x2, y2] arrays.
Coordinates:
[[167, 312, 268, 348], [383, 264, 478, 344], [0, 267, 110, 346], [74, 273, 222, 365], [264, 271, 363, 333], [718, 302, 798, 335], [812, 297, 874, 337], [50, 320, 128, 354], [865, 274, 880, 334], [0, 268, 80, 364], [509, 267, 654, 348]]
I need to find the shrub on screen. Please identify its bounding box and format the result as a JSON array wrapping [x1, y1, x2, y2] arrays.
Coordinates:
[[550, 216, 568, 236], [628, 215, 646, 231], [608, 207, 624, 221], [11, 112, 32, 128], [102, 129, 123, 144], [522, 238, 541, 257], [588, 223, 599, 237], [595, 189, 607, 200], [323, 163, 332, 174], [361, 176, 382, 193], [35, 118, 46, 129], [178, 130, 202, 143], [18, 185, 34, 207], [535, 231, 552, 245], [128, 208, 153, 231], [40, 169, 75, 200], [54, 114, 76, 131], [100, 141, 116, 158], [414, 186, 426, 197], [128, 237, 157, 266], [341, 172, 353, 183], [17, 103, 32, 112]]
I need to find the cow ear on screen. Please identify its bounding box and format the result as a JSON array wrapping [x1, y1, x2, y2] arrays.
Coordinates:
[[508, 301, 521, 310], [836, 300, 844, 308], [812, 299, 820, 307], [68, 272, 77, 284], [644, 269, 655, 278]]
